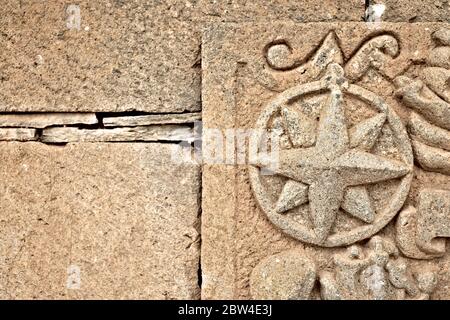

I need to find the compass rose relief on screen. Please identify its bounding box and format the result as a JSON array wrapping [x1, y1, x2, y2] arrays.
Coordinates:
[[202, 23, 450, 300], [249, 63, 413, 247]]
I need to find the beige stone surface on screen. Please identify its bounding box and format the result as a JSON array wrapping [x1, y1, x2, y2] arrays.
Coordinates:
[[395, 28, 450, 176], [0, 128, 37, 141], [41, 125, 194, 143], [0, 0, 364, 113], [202, 22, 450, 300], [319, 236, 438, 300], [370, 0, 450, 22], [1, 0, 449, 303], [0, 113, 97, 128], [250, 249, 316, 300], [396, 189, 450, 259], [103, 113, 201, 127], [0, 142, 200, 299]]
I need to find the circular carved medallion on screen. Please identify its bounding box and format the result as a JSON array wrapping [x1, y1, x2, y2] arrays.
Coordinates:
[[249, 63, 413, 247]]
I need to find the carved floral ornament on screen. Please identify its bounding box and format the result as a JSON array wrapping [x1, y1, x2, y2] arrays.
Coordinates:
[[248, 28, 450, 300]]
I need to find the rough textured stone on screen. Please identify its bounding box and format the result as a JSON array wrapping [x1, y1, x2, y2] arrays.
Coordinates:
[[0, 142, 200, 299], [408, 112, 450, 151], [0, 128, 37, 141], [369, 0, 450, 22], [250, 249, 316, 300], [41, 125, 194, 143], [395, 27, 450, 175], [0, 113, 97, 128], [319, 236, 437, 300], [103, 113, 201, 127], [411, 140, 450, 175], [0, 1, 200, 113], [2, 0, 450, 303], [0, 0, 364, 113], [202, 22, 450, 300], [396, 189, 450, 259]]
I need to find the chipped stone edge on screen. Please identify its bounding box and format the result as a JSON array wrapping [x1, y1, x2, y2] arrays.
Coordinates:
[[0, 128, 37, 141], [0, 112, 202, 143], [103, 112, 201, 127], [0, 113, 98, 128], [41, 125, 195, 143]]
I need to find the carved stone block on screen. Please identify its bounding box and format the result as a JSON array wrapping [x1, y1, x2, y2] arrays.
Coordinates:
[[202, 22, 450, 300]]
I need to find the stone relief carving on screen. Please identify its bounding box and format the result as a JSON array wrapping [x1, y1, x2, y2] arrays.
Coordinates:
[[250, 249, 316, 300], [344, 34, 399, 82], [250, 237, 438, 300], [249, 27, 450, 300], [258, 32, 400, 92], [249, 60, 413, 247], [261, 32, 344, 91], [395, 28, 450, 175], [396, 189, 450, 259], [319, 237, 437, 300]]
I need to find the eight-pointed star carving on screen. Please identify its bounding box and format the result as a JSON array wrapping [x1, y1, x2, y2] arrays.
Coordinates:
[[256, 65, 410, 243]]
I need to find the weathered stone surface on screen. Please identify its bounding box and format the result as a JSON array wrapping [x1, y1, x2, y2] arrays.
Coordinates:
[[369, 0, 450, 22], [0, 128, 37, 141], [396, 189, 450, 259], [0, 142, 200, 299], [412, 140, 450, 175], [421, 67, 450, 103], [415, 189, 450, 255], [41, 125, 194, 143], [0, 1, 200, 113], [395, 27, 450, 176], [0, 0, 364, 113], [191, 0, 365, 22], [319, 236, 437, 300], [250, 249, 316, 300], [396, 76, 450, 131], [409, 112, 450, 151], [202, 22, 450, 300], [103, 113, 201, 127], [0, 113, 97, 128], [2, 1, 450, 303], [396, 206, 433, 259]]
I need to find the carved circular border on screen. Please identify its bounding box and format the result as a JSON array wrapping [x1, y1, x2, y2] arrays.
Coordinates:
[[249, 79, 413, 247]]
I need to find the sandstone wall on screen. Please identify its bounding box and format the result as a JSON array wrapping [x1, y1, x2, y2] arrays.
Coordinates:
[[0, 0, 449, 299]]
